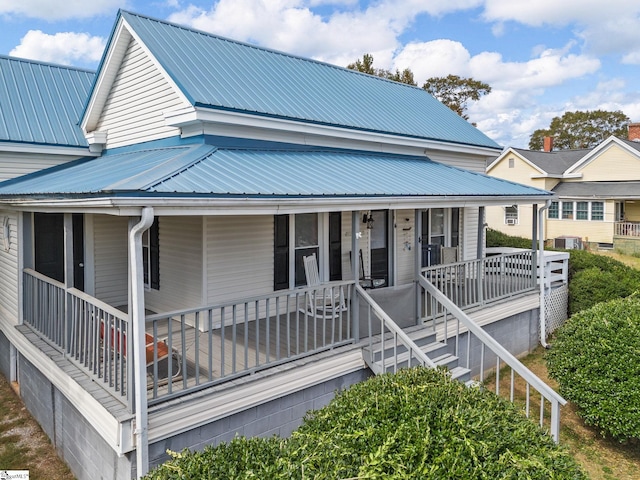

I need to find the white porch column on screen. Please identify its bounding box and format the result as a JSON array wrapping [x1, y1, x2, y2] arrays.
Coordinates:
[[128, 207, 154, 479], [351, 211, 359, 341]]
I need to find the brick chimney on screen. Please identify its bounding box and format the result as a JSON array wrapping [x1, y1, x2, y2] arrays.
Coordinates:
[[543, 136, 554, 152], [628, 123, 640, 142]]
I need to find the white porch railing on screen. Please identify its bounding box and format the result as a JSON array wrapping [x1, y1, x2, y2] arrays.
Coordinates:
[[144, 281, 356, 403], [421, 250, 536, 318], [23, 269, 131, 407], [417, 275, 566, 442], [615, 221, 640, 237], [357, 285, 437, 374]]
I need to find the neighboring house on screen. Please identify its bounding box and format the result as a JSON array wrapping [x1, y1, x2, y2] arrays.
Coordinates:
[[0, 11, 568, 480], [487, 131, 640, 252]]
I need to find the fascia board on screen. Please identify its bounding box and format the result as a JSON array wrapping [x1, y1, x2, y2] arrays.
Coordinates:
[[0, 142, 98, 156], [562, 136, 639, 175], [81, 19, 131, 133], [0, 194, 553, 216], [164, 107, 501, 158]]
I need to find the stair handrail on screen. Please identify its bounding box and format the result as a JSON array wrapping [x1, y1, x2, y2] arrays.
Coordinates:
[[419, 275, 566, 441], [356, 284, 437, 369]]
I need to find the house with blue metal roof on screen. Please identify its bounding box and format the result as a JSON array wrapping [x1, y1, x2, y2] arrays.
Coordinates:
[[0, 10, 568, 480]]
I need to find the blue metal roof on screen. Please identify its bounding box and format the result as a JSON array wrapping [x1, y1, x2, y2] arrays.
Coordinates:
[[0, 55, 95, 147], [0, 141, 549, 199], [116, 11, 500, 150]]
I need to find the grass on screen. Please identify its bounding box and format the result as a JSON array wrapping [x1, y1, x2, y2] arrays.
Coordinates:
[[0, 373, 74, 479]]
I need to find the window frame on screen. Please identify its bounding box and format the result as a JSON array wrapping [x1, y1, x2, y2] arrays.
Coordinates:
[[548, 201, 559, 219], [504, 205, 518, 225]]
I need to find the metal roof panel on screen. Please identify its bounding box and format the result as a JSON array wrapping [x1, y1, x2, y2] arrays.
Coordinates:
[[119, 11, 500, 150], [0, 142, 548, 199], [0, 55, 94, 147]]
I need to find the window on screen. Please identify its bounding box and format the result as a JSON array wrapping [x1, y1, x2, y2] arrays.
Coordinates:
[[562, 202, 574, 219], [591, 202, 604, 221], [294, 213, 319, 287], [508, 157, 515, 168], [548, 201, 559, 219], [505, 205, 518, 225], [142, 218, 159, 289], [576, 202, 589, 220]]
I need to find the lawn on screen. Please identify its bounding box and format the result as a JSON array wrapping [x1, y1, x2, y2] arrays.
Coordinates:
[[0, 374, 74, 480]]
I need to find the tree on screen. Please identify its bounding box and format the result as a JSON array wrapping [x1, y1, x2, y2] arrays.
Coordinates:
[[347, 55, 491, 120], [528, 110, 630, 150], [422, 74, 491, 120], [346, 53, 417, 86]]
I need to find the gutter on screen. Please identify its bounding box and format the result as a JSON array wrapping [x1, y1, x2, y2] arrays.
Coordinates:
[[128, 207, 154, 478], [538, 200, 551, 348]]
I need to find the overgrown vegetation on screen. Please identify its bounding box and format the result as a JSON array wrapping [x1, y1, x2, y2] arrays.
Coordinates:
[[485, 228, 534, 249], [546, 295, 640, 443], [145, 368, 586, 479]]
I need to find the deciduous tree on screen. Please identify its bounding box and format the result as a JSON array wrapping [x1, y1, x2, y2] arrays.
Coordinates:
[[422, 74, 491, 120], [528, 110, 630, 150]]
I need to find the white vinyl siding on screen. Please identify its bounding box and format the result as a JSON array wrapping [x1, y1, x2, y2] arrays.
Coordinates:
[[95, 37, 185, 149], [145, 217, 203, 314], [463, 208, 478, 261], [206, 216, 273, 304], [93, 215, 129, 307], [427, 151, 487, 173], [0, 211, 19, 321], [395, 210, 415, 285], [0, 152, 83, 182]]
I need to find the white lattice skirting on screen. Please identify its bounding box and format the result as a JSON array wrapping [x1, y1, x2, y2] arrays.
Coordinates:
[[544, 285, 568, 339]]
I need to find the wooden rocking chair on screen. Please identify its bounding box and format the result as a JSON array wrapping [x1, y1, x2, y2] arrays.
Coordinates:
[[301, 253, 347, 319]]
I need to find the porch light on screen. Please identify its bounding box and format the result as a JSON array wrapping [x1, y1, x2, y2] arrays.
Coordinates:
[[363, 213, 374, 229]]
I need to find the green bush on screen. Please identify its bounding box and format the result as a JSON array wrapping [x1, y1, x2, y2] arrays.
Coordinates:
[[486, 228, 533, 249], [145, 368, 586, 479], [566, 251, 640, 315], [546, 295, 640, 442]]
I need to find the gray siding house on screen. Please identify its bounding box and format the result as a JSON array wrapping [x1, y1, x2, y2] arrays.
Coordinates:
[[0, 10, 567, 480]]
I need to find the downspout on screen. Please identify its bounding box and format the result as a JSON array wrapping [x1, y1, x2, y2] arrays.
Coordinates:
[[538, 200, 551, 348], [129, 207, 154, 478]]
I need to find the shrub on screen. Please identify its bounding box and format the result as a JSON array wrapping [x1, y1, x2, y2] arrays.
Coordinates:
[[486, 228, 532, 249], [567, 251, 640, 315], [546, 295, 640, 442], [145, 368, 586, 479]]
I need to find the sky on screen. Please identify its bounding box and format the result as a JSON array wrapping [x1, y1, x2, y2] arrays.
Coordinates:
[[1, 0, 640, 148]]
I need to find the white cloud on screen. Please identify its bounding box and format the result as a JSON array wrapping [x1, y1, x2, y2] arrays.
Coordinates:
[[0, 0, 123, 20], [10, 30, 105, 66], [167, 0, 483, 67]]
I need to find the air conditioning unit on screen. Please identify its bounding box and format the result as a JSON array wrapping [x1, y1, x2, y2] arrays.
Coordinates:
[[506, 218, 517, 225], [554, 236, 582, 250]]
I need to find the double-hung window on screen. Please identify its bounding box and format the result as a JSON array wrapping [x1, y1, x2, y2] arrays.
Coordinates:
[[562, 202, 574, 220], [591, 202, 604, 221], [548, 201, 559, 219], [576, 202, 589, 220]]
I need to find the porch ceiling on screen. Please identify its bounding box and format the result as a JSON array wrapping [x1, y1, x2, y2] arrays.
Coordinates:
[[0, 141, 551, 209]]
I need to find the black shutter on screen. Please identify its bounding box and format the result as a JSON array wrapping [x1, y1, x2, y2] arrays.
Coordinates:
[[150, 218, 160, 290], [273, 215, 289, 290], [329, 212, 342, 281]]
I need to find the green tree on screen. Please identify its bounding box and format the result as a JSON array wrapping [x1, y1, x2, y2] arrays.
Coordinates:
[[529, 110, 630, 150], [422, 74, 491, 120], [346, 53, 417, 86]]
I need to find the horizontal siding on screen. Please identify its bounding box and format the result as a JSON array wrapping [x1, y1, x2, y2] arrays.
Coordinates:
[[395, 210, 415, 285], [0, 152, 81, 182], [427, 150, 488, 173], [206, 216, 273, 304], [464, 208, 479, 260], [0, 211, 19, 321], [93, 216, 129, 307], [145, 216, 203, 314], [578, 144, 640, 181], [96, 37, 184, 149]]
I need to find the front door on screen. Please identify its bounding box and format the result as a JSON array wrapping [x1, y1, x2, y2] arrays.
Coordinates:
[[370, 210, 389, 284], [33, 213, 85, 289]]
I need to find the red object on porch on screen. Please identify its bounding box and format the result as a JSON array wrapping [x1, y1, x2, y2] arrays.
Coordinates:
[[99, 323, 169, 364]]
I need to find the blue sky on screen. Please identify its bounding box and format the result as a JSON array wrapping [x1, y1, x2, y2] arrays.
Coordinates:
[[1, 0, 640, 148]]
